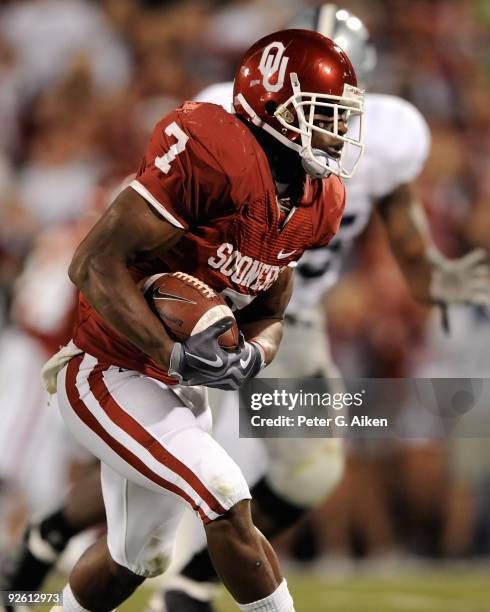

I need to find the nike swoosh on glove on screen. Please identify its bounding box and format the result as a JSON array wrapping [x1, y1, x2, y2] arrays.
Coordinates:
[[168, 318, 264, 389]]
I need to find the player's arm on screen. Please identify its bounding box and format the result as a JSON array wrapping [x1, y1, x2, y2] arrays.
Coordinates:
[[378, 183, 490, 307], [377, 183, 431, 302], [236, 267, 294, 366], [69, 186, 184, 367]]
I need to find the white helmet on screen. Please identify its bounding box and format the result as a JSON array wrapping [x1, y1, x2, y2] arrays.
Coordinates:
[[288, 4, 377, 87]]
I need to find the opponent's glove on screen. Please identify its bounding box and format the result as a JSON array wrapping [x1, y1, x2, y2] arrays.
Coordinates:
[[429, 248, 490, 307], [168, 317, 264, 390]]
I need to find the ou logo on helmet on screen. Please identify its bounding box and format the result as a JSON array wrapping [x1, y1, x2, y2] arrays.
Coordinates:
[[258, 42, 289, 92]]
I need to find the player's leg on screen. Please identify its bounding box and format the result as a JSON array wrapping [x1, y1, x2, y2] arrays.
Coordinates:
[[56, 354, 294, 611], [65, 462, 185, 610], [146, 390, 270, 611], [148, 473, 307, 612], [154, 386, 344, 612], [4, 462, 104, 592], [157, 444, 343, 612], [65, 537, 145, 610], [64, 479, 289, 612]]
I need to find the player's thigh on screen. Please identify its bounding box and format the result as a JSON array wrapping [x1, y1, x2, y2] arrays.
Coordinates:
[[57, 353, 250, 523]]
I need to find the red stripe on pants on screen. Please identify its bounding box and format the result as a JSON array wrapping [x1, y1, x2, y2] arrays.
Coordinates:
[[64, 355, 215, 523], [87, 363, 226, 515]]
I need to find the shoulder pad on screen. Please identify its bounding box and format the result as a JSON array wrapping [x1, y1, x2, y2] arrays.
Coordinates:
[[363, 94, 431, 197], [177, 102, 266, 183], [193, 82, 234, 112]]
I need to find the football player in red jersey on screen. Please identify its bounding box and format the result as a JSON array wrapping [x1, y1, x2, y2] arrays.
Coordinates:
[[29, 30, 364, 612]]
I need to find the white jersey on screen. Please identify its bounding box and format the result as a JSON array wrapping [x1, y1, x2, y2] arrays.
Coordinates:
[[195, 83, 431, 314]]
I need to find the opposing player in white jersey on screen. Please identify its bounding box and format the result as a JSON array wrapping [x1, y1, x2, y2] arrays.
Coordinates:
[[148, 6, 490, 612]]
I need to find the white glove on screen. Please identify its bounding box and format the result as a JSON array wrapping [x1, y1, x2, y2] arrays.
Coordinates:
[[429, 248, 490, 306]]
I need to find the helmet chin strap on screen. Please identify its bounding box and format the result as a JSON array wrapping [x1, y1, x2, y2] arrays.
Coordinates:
[[290, 73, 332, 180], [301, 148, 332, 179], [234, 93, 302, 153]]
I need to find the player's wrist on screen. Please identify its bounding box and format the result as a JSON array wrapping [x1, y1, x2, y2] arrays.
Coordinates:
[[153, 337, 178, 370], [249, 339, 267, 369], [167, 341, 183, 380]]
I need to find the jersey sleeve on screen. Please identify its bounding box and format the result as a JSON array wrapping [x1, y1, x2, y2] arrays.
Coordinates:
[[130, 105, 250, 229], [130, 111, 194, 230]]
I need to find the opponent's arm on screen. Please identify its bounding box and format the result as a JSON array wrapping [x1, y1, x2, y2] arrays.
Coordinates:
[[69, 186, 184, 367], [378, 183, 490, 307], [377, 183, 431, 302], [236, 267, 294, 365]]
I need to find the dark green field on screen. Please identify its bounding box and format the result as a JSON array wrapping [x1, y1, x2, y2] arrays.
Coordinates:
[[121, 567, 490, 612], [40, 566, 490, 611]]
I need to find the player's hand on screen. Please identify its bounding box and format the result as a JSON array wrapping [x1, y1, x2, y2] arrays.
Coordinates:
[[168, 318, 264, 389], [429, 248, 490, 307]]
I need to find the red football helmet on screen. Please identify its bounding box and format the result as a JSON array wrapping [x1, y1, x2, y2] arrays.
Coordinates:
[[233, 29, 364, 179]]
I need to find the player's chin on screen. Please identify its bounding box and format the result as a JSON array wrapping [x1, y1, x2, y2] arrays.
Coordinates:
[[323, 144, 343, 159], [312, 143, 343, 160]]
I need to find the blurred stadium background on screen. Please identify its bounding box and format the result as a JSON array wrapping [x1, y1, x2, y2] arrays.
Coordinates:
[[0, 0, 490, 610]]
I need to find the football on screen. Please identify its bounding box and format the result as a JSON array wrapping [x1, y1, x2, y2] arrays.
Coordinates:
[[143, 272, 239, 349]]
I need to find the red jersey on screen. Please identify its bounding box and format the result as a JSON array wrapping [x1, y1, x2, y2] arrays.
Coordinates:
[[73, 103, 345, 382]]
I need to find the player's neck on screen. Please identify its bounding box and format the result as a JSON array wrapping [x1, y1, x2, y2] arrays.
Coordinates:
[[275, 180, 303, 211], [267, 146, 305, 186], [244, 119, 306, 186], [276, 181, 289, 196]]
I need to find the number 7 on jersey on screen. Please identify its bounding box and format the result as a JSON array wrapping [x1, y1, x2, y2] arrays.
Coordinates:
[[155, 122, 189, 174]]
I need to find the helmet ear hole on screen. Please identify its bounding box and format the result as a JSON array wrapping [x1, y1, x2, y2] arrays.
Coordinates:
[[264, 100, 278, 116]]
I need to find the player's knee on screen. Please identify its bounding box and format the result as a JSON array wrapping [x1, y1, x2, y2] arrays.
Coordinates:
[[107, 554, 148, 584], [70, 540, 145, 606], [205, 499, 255, 545], [266, 438, 345, 507], [198, 442, 252, 523], [73, 558, 145, 610], [108, 532, 176, 578], [134, 541, 175, 578]]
